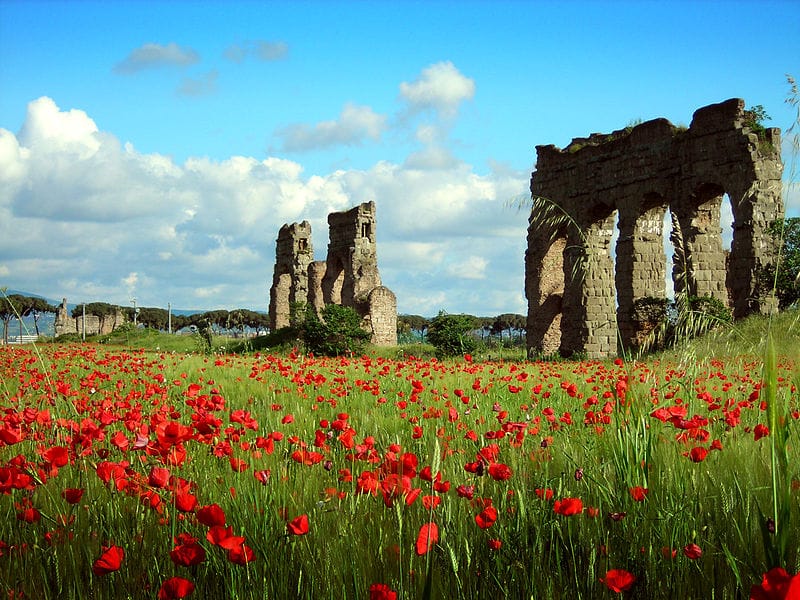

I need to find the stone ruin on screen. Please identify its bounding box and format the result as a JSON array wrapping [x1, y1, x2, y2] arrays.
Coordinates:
[[526, 98, 784, 359], [269, 201, 397, 346], [54, 298, 127, 337]]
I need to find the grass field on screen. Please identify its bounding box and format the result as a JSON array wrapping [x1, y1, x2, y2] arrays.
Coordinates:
[[1, 311, 798, 599]]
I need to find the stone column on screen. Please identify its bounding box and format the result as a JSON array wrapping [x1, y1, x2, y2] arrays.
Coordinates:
[[616, 202, 667, 350], [525, 224, 565, 357]]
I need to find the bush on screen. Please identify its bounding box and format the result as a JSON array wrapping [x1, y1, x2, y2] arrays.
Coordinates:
[[427, 311, 478, 357], [298, 304, 370, 356]]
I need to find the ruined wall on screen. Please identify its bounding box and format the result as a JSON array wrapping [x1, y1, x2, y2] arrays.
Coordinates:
[[268, 221, 314, 331], [268, 202, 397, 346], [527, 98, 784, 359], [54, 298, 126, 337]]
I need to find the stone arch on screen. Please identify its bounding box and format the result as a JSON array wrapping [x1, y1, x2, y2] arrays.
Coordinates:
[[527, 98, 784, 358]]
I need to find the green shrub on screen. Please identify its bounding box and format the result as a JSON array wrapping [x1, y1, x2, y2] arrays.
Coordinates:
[[298, 303, 370, 356], [427, 311, 478, 357]]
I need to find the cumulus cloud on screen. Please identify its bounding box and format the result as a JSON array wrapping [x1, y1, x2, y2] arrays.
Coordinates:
[[177, 70, 219, 97], [277, 103, 387, 152], [0, 96, 528, 316], [446, 256, 488, 280], [224, 40, 289, 63], [114, 42, 200, 74], [399, 61, 475, 118]]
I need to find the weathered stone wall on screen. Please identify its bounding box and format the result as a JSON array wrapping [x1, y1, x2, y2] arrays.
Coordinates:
[[268, 202, 397, 346], [269, 221, 314, 331], [54, 298, 126, 337], [527, 98, 783, 358]]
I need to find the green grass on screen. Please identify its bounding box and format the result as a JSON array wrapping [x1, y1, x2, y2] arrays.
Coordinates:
[[0, 311, 797, 599]]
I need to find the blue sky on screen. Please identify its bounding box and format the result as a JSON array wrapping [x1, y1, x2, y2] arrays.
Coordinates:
[[1, 0, 798, 316]]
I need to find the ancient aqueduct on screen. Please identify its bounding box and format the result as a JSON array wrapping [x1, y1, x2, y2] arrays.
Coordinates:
[[526, 98, 784, 359], [268, 99, 784, 359]]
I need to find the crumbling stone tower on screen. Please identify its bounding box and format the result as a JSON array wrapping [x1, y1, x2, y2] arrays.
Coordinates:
[[268, 221, 313, 330], [269, 202, 397, 346], [526, 98, 784, 359]]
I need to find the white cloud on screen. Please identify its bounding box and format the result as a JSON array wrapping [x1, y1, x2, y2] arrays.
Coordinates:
[[446, 256, 488, 280], [114, 42, 200, 74], [277, 103, 387, 152], [0, 97, 529, 316], [224, 40, 288, 63], [399, 61, 475, 118], [178, 70, 218, 97]]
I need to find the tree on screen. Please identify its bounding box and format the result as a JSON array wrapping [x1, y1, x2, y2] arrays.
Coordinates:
[[137, 307, 170, 330], [397, 314, 429, 342], [298, 304, 370, 356], [765, 218, 800, 309], [427, 311, 478, 357], [491, 313, 526, 341], [0, 294, 57, 343], [24, 296, 58, 336], [0, 294, 25, 344]]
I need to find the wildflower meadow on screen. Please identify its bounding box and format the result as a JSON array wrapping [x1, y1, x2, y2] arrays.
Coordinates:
[[0, 324, 798, 599]]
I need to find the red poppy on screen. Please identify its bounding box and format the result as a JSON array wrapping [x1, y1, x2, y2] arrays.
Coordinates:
[[369, 583, 397, 600], [689, 447, 709, 463], [750, 567, 800, 600], [287, 514, 309, 536], [158, 576, 195, 600], [535, 488, 554, 501], [62, 488, 84, 504], [92, 545, 124, 575], [553, 497, 583, 516], [175, 490, 198, 513], [170, 534, 206, 567], [475, 506, 498, 529], [488, 463, 513, 481], [196, 504, 226, 527], [754, 424, 770, 441], [227, 543, 256, 565], [600, 568, 636, 592], [629, 486, 649, 502], [148, 466, 171, 488], [682, 543, 702, 560], [415, 522, 438, 555], [488, 538, 502, 551]]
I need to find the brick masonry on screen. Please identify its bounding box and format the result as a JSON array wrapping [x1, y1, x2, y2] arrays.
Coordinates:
[[269, 201, 397, 346], [526, 99, 784, 358]]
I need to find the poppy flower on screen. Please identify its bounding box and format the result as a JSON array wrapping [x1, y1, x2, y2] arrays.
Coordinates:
[[750, 567, 800, 600], [600, 568, 636, 592], [629, 487, 649, 502], [287, 514, 309, 536], [682, 543, 702, 560], [62, 488, 84, 504], [148, 467, 171, 488], [415, 522, 438, 555], [170, 534, 206, 567], [553, 497, 583, 516], [475, 506, 498, 529], [488, 538, 502, 551], [196, 504, 226, 527], [369, 583, 397, 600], [158, 576, 195, 600], [488, 463, 513, 481], [227, 543, 255, 565], [754, 424, 770, 441], [92, 545, 124, 575], [689, 447, 709, 463]]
